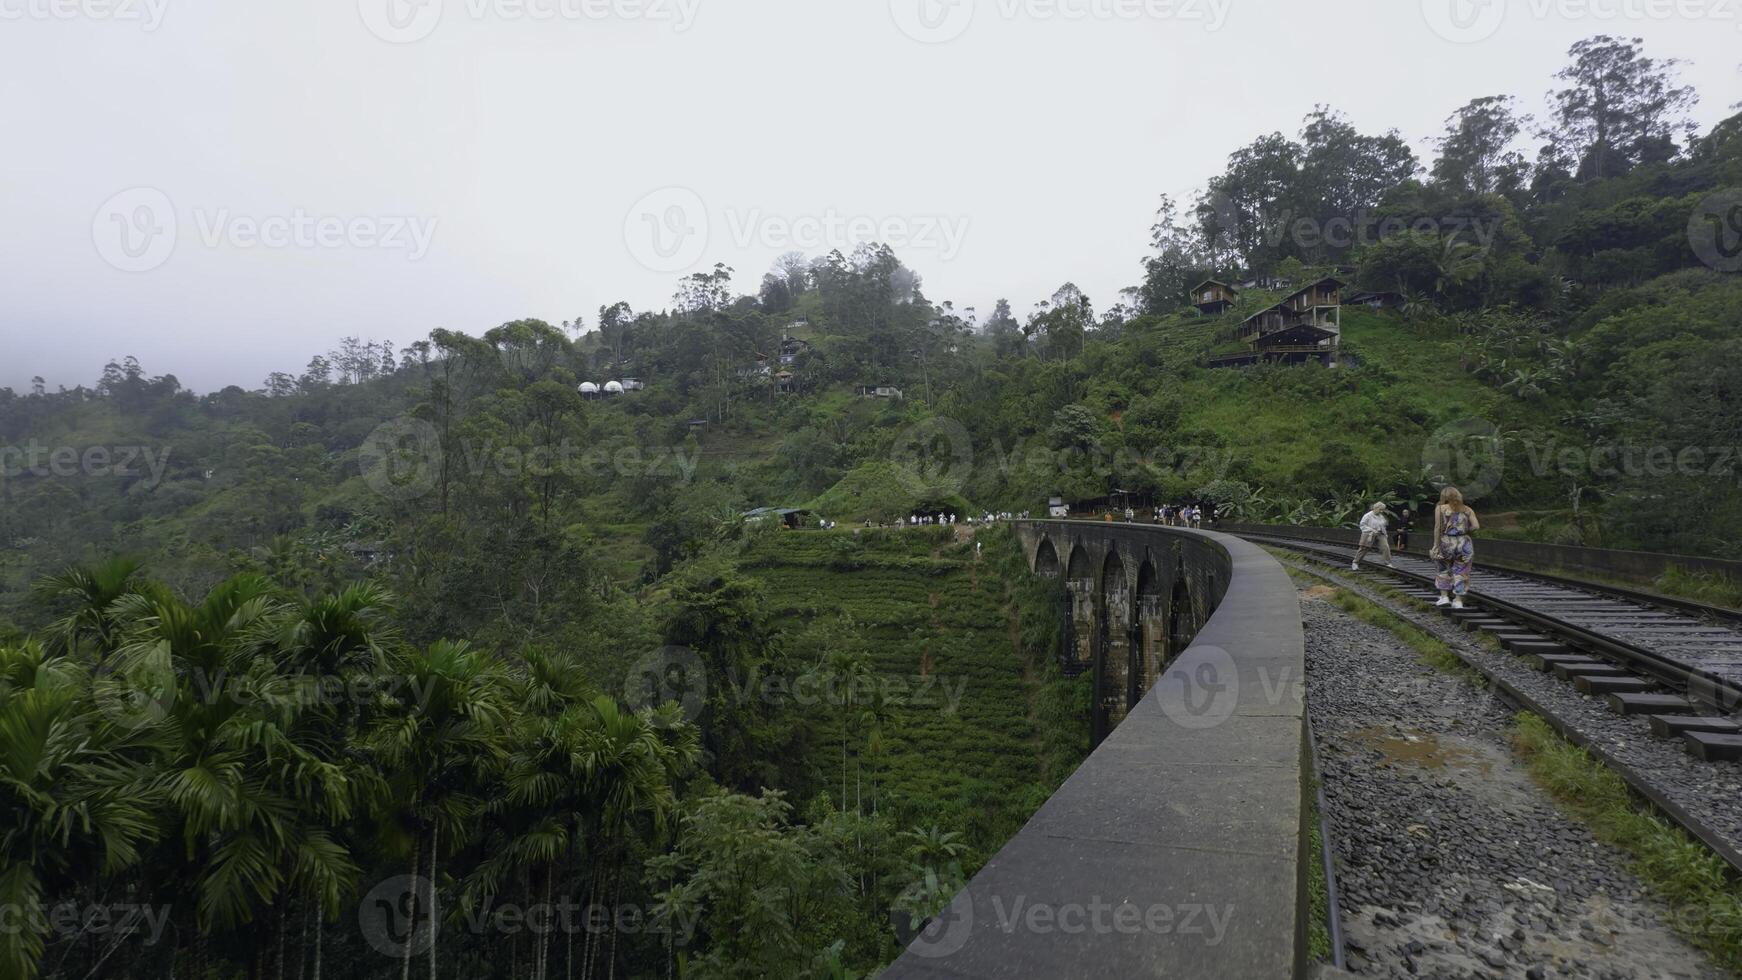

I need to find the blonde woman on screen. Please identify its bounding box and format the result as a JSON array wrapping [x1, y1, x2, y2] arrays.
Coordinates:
[[1351, 502, 1393, 570], [1432, 487, 1480, 608]]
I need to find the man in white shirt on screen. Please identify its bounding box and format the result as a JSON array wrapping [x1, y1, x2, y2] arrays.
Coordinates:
[[1353, 503, 1394, 570]]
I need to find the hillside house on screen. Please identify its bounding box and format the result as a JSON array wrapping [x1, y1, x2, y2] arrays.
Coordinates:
[[778, 337, 810, 366], [1189, 279, 1240, 315], [1209, 277, 1345, 369], [1347, 290, 1405, 311]]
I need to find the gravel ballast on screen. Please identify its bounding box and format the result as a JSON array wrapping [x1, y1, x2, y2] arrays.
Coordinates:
[[1300, 584, 1731, 979]]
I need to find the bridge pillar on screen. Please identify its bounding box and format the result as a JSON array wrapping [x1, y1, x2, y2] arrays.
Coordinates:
[[1065, 578, 1097, 676], [1137, 593, 1165, 701], [1101, 583, 1135, 735]]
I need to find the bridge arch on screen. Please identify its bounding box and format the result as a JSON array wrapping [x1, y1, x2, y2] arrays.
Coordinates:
[[1034, 538, 1061, 579]]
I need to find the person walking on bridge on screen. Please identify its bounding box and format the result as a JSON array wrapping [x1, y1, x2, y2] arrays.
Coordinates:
[[1352, 502, 1394, 570], [1432, 487, 1480, 609]]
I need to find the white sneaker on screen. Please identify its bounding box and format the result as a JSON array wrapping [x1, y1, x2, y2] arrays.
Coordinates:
[[1452, 600, 1465, 610], [1435, 596, 1452, 607], [1386, 563, 1397, 569], [1350, 563, 1360, 571]]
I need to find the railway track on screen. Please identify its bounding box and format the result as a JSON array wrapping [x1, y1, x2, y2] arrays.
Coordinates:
[[1237, 530, 1742, 766]]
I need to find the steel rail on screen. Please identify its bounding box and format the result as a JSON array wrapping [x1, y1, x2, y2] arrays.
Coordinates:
[[1239, 531, 1742, 715]]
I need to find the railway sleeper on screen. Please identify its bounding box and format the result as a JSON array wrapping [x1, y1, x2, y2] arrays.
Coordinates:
[[1682, 731, 1742, 762], [1552, 662, 1632, 682], [1524, 653, 1597, 672], [1606, 693, 1695, 716], [1508, 639, 1571, 657], [1648, 715, 1742, 738], [1574, 675, 1659, 696]]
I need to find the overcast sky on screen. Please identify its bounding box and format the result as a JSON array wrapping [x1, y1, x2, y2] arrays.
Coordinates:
[[1, 0, 1737, 393]]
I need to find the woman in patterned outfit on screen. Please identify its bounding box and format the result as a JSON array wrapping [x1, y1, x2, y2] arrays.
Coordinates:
[[1432, 486, 1481, 609]]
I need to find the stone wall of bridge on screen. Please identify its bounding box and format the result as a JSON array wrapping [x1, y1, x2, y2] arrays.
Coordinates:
[[885, 522, 1312, 980]]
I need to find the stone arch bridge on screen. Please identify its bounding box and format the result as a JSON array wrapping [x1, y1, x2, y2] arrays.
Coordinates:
[[1015, 520, 1229, 744]]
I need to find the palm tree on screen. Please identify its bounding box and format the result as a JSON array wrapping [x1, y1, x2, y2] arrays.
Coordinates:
[[372, 640, 511, 980], [108, 574, 371, 978], [472, 695, 698, 980], [1433, 240, 1483, 303], [0, 641, 162, 979], [32, 558, 146, 657]]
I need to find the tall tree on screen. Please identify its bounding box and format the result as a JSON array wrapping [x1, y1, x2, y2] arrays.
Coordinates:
[[1432, 95, 1532, 196], [1546, 35, 1698, 181]]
